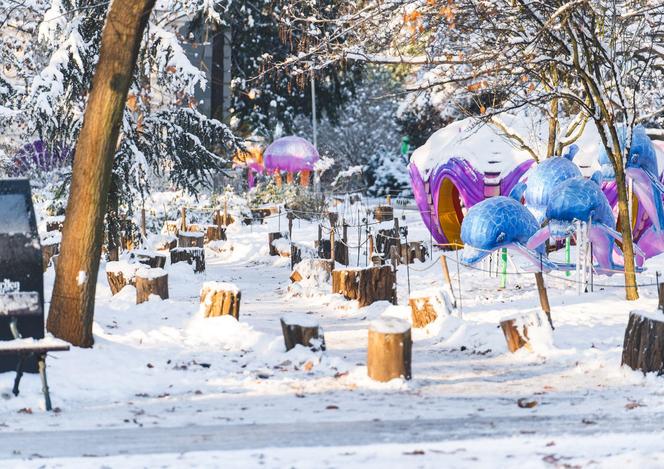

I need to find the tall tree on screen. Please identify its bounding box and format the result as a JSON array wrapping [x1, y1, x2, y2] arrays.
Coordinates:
[[47, 0, 156, 346]]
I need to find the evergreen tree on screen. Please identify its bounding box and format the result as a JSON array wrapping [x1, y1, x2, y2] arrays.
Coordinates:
[[188, 0, 363, 139]]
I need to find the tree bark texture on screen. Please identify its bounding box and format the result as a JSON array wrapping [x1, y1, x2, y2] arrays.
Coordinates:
[[200, 286, 241, 319], [614, 160, 639, 300], [331, 266, 397, 307], [135, 271, 169, 304], [622, 311, 664, 374], [48, 0, 156, 347], [367, 327, 412, 382], [280, 318, 325, 352]]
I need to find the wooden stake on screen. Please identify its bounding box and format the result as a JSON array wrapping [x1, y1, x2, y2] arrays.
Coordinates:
[[180, 206, 187, 232], [140, 207, 147, 238], [534, 272, 553, 329]]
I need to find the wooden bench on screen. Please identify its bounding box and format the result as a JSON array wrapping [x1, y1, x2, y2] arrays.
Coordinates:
[[0, 292, 70, 411]]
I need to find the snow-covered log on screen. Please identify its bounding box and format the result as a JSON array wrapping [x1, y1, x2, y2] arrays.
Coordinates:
[[367, 317, 412, 382]]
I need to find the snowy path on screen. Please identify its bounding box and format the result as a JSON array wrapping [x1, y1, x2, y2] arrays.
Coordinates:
[[4, 413, 664, 460], [3, 198, 664, 465]]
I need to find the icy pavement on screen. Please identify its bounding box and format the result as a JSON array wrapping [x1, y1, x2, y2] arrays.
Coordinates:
[[2, 202, 664, 466]]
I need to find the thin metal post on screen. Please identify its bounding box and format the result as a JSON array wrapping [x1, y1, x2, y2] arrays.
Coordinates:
[[456, 248, 463, 317]]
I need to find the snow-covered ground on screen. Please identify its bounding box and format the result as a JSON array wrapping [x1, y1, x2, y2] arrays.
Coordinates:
[[2, 198, 664, 467]]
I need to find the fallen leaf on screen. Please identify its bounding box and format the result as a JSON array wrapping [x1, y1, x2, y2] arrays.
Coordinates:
[[326, 405, 339, 410], [303, 361, 314, 371], [146, 363, 154, 369], [517, 398, 537, 409], [625, 401, 644, 410], [17, 408, 32, 414], [403, 450, 425, 455]]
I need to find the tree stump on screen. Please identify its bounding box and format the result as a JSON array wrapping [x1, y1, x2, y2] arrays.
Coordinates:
[[376, 228, 400, 257], [163, 220, 179, 237], [205, 224, 223, 242], [280, 314, 326, 352], [42, 240, 60, 272], [316, 239, 349, 264], [332, 266, 396, 307], [401, 241, 427, 264], [408, 289, 448, 328], [199, 282, 241, 319], [622, 311, 664, 374], [106, 261, 139, 295], [170, 247, 206, 273], [129, 250, 167, 268], [178, 231, 204, 248], [45, 216, 65, 232], [373, 205, 394, 222], [499, 311, 548, 353], [290, 259, 333, 283], [268, 232, 287, 256], [135, 268, 169, 304], [367, 317, 412, 382], [154, 235, 177, 251]]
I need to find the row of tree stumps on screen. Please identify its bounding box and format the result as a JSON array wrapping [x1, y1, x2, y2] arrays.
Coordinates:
[[279, 206, 436, 382], [103, 207, 237, 304]]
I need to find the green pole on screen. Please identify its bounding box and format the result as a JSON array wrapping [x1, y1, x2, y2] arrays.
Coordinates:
[[565, 236, 571, 277], [500, 248, 507, 288]]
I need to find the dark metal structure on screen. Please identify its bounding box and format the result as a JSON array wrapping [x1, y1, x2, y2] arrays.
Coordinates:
[[0, 179, 44, 372]]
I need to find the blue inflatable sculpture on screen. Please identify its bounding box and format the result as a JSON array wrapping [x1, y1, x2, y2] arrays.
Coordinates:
[[460, 196, 556, 270]]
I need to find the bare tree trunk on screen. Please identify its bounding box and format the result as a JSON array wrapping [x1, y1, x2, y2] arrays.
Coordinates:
[[615, 156, 639, 301], [547, 97, 558, 157], [47, 0, 156, 347]]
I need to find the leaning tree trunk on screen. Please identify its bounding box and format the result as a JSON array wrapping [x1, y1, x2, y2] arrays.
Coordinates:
[[47, 0, 156, 347], [615, 157, 639, 301]]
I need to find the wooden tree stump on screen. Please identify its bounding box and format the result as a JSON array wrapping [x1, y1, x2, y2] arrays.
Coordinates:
[[178, 231, 204, 248], [316, 239, 349, 264], [376, 228, 400, 257], [400, 241, 427, 264], [42, 240, 60, 272], [499, 312, 547, 353], [408, 289, 448, 328], [622, 311, 664, 374], [154, 235, 177, 251], [106, 261, 139, 295], [268, 232, 287, 256], [163, 220, 179, 237], [290, 259, 333, 283], [368, 317, 412, 382], [135, 268, 169, 304], [45, 216, 65, 232], [170, 247, 206, 273], [129, 250, 167, 268], [373, 205, 394, 222], [280, 314, 326, 352], [332, 266, 396, 307], [205, 224, 223, 242], [199, 282, 241, 319]]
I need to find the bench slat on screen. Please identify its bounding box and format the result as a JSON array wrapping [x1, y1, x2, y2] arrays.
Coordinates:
[[0, 337, 70, 354]]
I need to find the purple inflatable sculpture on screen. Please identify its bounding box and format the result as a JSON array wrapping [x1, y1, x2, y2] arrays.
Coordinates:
[[409, 117, 535, 246], [264, 136, 319, 173]]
